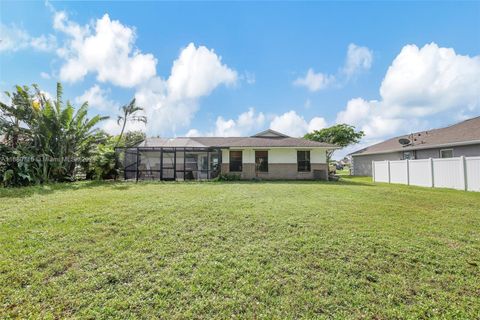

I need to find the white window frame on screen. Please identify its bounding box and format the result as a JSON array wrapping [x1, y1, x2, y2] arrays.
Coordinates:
[[440, 148, 454, 158]]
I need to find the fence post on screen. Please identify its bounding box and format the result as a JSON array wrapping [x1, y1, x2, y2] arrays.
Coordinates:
[[135, 147, 139, 182], [460, 156, 467, 191], [372, 160, 375, 181], [406, 159, 410, 185], [429, 158, 434, 187], [123, 149, 127, 180], [387, 160, 391, 184]]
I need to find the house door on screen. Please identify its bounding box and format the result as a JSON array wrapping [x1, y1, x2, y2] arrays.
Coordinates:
[[161, 151, 175, 180]]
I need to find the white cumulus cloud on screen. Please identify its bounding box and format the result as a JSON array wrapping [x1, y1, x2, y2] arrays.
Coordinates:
[[54, 12, 157, 87], [0, 23, 56, 52], [336, 98, 406, 139], [293, 68, 334, 92], [75, 84, 119, 110], [101, 118, 146, 135], [294, 43, 373, 91], [185, 129, 202, 137], [135, 43, 238, 135], [166, 43, 237, 101], [188, 108, 327, 138], [270, 110, 327, 137], [185, 108, 265, 137], [212, 108, 265, 137], [342, 43, 373, 77], [0, 24, 28, 52], [308, 116, 329, 133], [335, 43, 480, 142], [380, 43, 480, 116]]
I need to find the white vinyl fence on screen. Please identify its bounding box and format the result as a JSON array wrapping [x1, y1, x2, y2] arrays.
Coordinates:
[[372, 156, 480, 192]]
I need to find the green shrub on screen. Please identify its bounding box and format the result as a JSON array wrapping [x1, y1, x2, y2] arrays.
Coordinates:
[[215, 173, 241, 181], [87, 137, 118, 180]]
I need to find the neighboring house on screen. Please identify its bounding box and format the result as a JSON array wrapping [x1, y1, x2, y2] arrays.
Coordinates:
[[339, 157, 351, 166], [119, 129, 337, 181], [350, 116, 480, 176]]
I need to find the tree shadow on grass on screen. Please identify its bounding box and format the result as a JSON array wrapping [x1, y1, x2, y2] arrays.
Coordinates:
[[0, 180, 133, 199], [121, 176, 375, 187], [0, 177, 375, 199], [209, 177, 375, 187]]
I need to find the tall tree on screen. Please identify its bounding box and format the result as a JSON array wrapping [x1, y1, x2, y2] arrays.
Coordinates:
[[115, 99, 147, 148], [304, 124, 365, 163]]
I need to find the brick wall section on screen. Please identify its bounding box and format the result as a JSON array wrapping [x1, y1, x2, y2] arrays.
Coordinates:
[[221, 163, 255, 179], [221, 163, 328, 180], [243, 163, 256, 179], [221, 163, 229, 174]]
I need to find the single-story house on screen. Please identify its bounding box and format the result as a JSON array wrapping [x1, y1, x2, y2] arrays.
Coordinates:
[[118, 129, 337, 181], [350, 116, 480, 176]]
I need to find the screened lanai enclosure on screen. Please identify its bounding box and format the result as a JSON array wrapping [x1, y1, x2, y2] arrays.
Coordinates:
[[116, 147, 222, 181]]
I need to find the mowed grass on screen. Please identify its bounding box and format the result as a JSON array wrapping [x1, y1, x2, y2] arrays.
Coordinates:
[[1, 177, 479, 319], [335, 168, 351, 176]]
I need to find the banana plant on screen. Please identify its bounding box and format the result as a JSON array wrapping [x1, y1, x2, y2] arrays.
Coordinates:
[[0, 83, 108, 185]]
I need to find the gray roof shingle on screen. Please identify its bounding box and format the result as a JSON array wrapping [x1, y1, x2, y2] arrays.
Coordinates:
[[191, 137, 336, 148], [140, 137, 206, 148], [138, 133, 336, 149]]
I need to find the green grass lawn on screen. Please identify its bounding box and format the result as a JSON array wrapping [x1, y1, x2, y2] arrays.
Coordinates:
[[335, 167, 351, 175], [1, 177, 479, 319]]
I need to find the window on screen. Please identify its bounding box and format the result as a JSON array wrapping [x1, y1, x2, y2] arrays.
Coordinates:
[[297, 150, 311, 172], [440, 149, 453, 158], [402, 151, 414, 160], [229, 151, 242, 172], [255, 151, 268, 172]]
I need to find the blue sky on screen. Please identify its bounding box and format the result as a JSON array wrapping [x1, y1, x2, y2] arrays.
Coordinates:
[[1, 1, 479, 158]]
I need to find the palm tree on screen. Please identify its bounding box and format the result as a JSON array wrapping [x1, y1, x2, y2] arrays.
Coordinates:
[[115, 98, 147, 148]]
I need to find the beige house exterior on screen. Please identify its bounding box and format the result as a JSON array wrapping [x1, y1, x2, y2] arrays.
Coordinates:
[[220, 147, 329, 179], [120, 129, 336, 181]]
